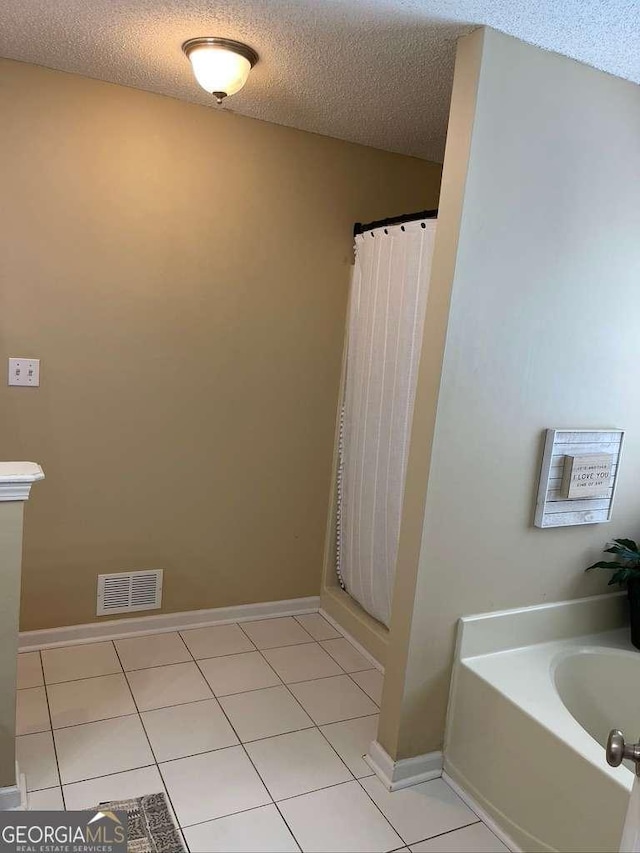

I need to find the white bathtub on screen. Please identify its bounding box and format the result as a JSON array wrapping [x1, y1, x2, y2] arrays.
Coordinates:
[[445, 594, 634, 852], [555, 647, 640, 768]]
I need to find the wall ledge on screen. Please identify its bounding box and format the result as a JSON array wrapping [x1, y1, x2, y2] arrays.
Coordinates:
[[456, 591, 627, 660], [0, 462, 45, 502]]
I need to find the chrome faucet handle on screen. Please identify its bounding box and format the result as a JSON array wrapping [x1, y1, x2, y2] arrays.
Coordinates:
[[607, 729, 640, 776]]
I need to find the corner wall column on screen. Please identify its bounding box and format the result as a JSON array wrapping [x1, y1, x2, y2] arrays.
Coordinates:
[[0, 463, 44, 809]]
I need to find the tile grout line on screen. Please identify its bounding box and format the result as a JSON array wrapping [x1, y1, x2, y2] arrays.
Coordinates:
[[270, 663, 389, 850], [174, 629, 203, 661], [24, 783, 67, 795], [236, 643, 287, 692], [239, 616, 316, 647], [403, 818, 483, 849], [281, 674, 379, 727], [249, 630, 378, 701], [292, 614, 343, 643], [259, 643, 379, 687], [353, 775, 484, 851], [188, 654, 303, 853], [26, 612, 351, 672], [352, 775, 410, 848], [38, 650, 67, 810], [109, 641, 189, 852], [22, 693, 380, 739], [25, 629, 380, 736], [239, 642, 361, 796], [51, 711, 140, 733], [36, 668, 124, 688], [269, 632, 392, 846], [179, 621, 377, 733], [345, 669, 382, 704], [236, 709, 380, 744], [269, 618, 403, 846], [21, 614, 319, 659], [57, 763, 159, 791], [23, 622, 409, 849], [195, 628, 375, 852], [28, 633, 376, 684], [252, 637, 347, 686], [30, 623, 494, 848], [261, 630, 381, 701], [239, 750, 303, 853], [275, 778, 359, 806], [179, 623, 258, 659], [319, 642, 373, 674]]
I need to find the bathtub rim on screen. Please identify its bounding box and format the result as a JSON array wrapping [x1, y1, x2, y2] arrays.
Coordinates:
[[444, 595, 636, 852]]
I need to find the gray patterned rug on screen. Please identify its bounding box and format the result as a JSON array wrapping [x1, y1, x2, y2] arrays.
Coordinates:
[[93, 792, 185, 853]]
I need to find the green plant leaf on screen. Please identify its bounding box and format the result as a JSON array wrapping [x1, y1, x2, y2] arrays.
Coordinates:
[[609, 568, 635, 585], [606, 540, 640, 556], [614, 538, 639, 552], [586, 561, 626, 571], [604, 566, 640, 586], [603, 543, 640, 565]]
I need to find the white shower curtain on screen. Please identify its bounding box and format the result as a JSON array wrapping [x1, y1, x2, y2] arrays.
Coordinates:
[[337, 218, 437, 627]]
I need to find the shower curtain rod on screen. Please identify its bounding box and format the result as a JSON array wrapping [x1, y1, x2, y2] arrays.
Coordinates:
[[353, 208, 438, 237]]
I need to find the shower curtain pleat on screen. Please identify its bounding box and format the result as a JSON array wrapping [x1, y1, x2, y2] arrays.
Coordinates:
[[338, 219, 437, 627]]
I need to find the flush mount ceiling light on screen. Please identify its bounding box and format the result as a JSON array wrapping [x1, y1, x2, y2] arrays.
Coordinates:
[[182, 37, 259, 105]]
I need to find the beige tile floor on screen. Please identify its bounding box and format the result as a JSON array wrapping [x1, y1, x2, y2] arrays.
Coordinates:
[[16, 613, 508, 852]]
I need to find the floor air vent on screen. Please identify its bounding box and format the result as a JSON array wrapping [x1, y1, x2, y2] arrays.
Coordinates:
[[97, 570, 163, 616]]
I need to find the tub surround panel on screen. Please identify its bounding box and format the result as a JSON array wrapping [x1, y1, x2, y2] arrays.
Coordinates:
[[460, 631, 633, 784], [456, 591, 627, 659], [445, 595, 635, 851], [445, 664, 627, 853]]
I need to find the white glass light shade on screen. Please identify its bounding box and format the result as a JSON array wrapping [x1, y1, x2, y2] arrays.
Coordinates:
[[183, 39, 257, 101]]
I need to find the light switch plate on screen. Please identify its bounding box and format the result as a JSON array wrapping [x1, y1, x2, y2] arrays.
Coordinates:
[[8, 358, 40, 387]]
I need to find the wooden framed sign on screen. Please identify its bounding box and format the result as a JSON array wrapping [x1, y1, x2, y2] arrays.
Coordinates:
[[534, 429, 624, 528], [560, 454, 614, 499]]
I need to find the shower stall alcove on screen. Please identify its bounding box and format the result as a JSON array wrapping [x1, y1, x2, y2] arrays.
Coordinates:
[[321, 211, 437, 663]]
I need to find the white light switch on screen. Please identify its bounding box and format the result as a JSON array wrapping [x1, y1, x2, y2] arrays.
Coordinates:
[[8, 358, 40, 387]]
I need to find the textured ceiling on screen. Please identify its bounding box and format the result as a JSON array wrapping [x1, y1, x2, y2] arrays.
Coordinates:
[[1, 0, 638, 162]]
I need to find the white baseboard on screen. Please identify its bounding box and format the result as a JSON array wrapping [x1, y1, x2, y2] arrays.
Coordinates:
[[0, 780, 24, 811], [16, 772, 27, 811], [19, 596, 320, 652], [318, 608, 384, 672], [442, 770, 522, 853], [365, 739, 442, 791]]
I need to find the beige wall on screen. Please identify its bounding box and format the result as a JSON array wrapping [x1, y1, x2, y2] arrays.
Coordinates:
[[379, 27, 640, 760], [0, 59, 441, 631], [0, 502, 25, 788]]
